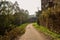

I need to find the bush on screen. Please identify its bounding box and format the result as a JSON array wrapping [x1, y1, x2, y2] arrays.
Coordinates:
[[0, 23, 27, 40]]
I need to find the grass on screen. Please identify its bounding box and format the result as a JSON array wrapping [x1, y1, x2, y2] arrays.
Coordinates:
[[19, 23, 28, 30], [18, 23, 28, 34], [0, 23, 28, 40], [33, 23, 60, 40]]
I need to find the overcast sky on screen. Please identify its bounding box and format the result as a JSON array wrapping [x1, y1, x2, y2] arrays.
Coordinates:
[[7, 0, 41, 15]]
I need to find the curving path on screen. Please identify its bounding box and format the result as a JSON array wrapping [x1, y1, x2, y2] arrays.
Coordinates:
[[19, 24, 51, 40]]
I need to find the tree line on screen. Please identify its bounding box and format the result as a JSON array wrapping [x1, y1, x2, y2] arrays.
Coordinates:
[[36, 0, 60, 34], [0, 1, 29, 35]]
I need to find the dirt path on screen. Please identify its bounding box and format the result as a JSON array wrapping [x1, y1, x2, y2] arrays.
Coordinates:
[[19, 24, 51, 40]]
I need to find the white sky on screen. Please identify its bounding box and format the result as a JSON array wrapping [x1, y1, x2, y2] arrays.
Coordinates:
[[7, 0, 41, 15]]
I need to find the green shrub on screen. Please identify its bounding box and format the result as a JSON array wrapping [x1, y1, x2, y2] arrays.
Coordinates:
[[0, 23, 28, 40]]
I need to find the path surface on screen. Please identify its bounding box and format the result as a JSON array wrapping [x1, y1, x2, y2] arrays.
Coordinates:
[[19, 24, 51, 40]]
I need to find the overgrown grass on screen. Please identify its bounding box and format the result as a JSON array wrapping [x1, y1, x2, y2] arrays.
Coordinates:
[[18, 23, 28, 35], [33, 23, 60, 40], [0, 23, 28, 40]]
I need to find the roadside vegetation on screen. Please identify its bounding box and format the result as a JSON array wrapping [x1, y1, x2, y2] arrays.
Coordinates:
[[35, 0, 60, 40], [0, 23, 28, 40], [0, 0, 29, 40], [33, 23, 60, 40]]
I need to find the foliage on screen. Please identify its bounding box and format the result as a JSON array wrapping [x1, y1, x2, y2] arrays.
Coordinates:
[[33, 23, 60, 40], [0, 1, 29, 40], [0, 23, 28, 40], [0, 0, 29, 35], [36, 0, 60, 34]]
